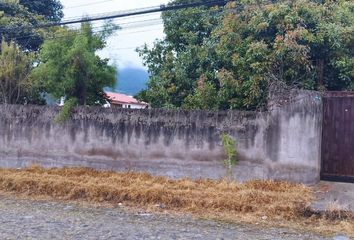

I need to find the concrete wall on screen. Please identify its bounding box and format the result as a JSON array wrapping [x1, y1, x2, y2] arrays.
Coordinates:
[[0, 91, 323, 183]]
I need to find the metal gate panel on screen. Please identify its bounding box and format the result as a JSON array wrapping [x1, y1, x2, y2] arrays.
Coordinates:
[[321, 95, 354, 182]]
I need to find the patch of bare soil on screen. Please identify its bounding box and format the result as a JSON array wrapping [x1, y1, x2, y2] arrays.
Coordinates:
[[0, 166, 352, 237]]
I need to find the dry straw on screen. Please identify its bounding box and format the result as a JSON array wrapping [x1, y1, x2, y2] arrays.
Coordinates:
[[0, 166, 353, 237]]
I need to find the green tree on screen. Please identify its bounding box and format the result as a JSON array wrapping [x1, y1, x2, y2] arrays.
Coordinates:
[[19, 0, 63, 22], [138, 0, 354, 110], [183, 74, 218, 110], [0, 0, 63, 51], [0, 39, 43, 104], [32, 22, 117, 106], [137, 0, 223, 109], [214, 0, 354, 109]]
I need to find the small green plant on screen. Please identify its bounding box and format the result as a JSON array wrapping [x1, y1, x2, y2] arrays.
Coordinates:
[[221, 133, 238, 178], [55, 97, 78, 123]]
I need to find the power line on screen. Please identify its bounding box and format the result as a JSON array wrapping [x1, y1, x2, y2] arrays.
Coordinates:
[[38, 0, 230, 27], [8, 24, 165, 45], [5, 4, 227, 43], [0, 0, 228, 38], [6, 18, 164, 42], [61, 6, 163, 22], [89, 12, 162, 28], [64, 10, 161, 23], [64, 0, 115, 9], [1, 2, 228, 52]]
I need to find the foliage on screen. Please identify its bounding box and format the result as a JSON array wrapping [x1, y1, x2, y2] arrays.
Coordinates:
[[137, 0, 223, 109], [0, 39, 44, 104], [55, 97, 78, 123], [138, 0, 354, 110], [214, 0, 354, 109], [19, 0, 63, 22], [221, 133, 238, 177], [32, 22, 118, 106], [0, 0, 63, 51], [183, 74, 218, 110]]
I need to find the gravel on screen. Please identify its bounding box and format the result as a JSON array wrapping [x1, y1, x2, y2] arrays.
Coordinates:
[[0, 195, 332, 240]]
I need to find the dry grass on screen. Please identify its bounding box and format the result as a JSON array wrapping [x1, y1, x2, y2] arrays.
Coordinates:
[[0, 166, 353, 237], [324, 200, 352, 220]]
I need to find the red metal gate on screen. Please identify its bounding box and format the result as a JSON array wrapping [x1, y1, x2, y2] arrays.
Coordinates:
[[321, 92, 354, 182]]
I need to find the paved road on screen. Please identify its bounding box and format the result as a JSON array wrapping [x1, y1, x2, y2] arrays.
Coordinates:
[[0, 196, 332, 240], [312, 181, 354, 212]]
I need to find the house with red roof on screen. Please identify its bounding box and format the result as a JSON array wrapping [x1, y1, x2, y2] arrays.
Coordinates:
[[104, 92, 149, 109]]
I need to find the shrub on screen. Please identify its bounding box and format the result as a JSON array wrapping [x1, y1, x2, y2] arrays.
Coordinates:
[[221, 133, 238, 177], [55, 97, 78, 123]]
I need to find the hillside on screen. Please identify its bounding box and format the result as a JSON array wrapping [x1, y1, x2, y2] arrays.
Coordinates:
[[114, 67, 149, 96]]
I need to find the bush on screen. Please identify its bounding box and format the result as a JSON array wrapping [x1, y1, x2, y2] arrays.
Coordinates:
[[221, 133, 238, 177], [55, 97, 78, 123]]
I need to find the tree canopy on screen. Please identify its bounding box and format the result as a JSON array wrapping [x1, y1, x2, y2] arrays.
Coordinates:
[[32, 22, 117, 106], [19, 0, 63, 22], [138, 0, 223, 109], [0, 0, 63, 51], [0, 39, 43, 104], [138, 0, 354, 110]]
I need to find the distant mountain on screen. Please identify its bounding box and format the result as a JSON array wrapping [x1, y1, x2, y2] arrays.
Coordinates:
[[113, 67, 149, 96]]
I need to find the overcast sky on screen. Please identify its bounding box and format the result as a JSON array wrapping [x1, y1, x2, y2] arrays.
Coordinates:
[[61, 0, 170, 69]]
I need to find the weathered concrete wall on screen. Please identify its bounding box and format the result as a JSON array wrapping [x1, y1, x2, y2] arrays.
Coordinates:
[[0, 91, 322, 183]]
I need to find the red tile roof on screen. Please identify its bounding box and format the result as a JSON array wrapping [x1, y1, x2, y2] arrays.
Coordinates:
[[105, 92, 147, 106]]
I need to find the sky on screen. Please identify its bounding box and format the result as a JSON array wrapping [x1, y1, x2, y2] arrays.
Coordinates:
[[61, 0, 170, 69]]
